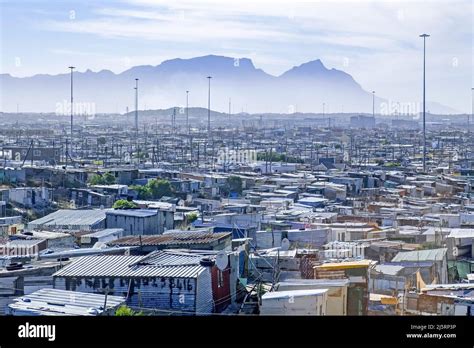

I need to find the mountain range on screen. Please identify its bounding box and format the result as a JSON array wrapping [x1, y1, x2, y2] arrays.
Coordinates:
[[0, 55, 457, 115]]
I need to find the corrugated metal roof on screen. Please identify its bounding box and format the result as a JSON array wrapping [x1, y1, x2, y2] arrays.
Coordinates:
[[391, 248, 447, 262], [132, 250, 204, 267], [106, 209, 157, 217], [28, 209, 108, 228], [448, 229, 474, 238], [263, 289, 328, 299], [7, 288, 125, 316], [373, 264, 405, 276], [109, 232, 231, 246], [53, 252, 206, 278], [82, 228, 124, 238], [277, 279, 349, 287], [314, 259, 373, 270], [2, 239, 44, 247]]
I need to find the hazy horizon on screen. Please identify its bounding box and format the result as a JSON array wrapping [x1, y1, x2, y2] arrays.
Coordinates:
[[1, 0, 472, 113]]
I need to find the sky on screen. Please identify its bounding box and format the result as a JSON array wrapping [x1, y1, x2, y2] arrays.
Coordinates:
[[0, 0, 472, 113]]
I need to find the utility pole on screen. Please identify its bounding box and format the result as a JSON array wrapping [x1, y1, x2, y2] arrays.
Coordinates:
[[134, 78, 139, 165], [207, 76, 212, 135], [420, 33, 430, 173], [68, 66, 75, 156]]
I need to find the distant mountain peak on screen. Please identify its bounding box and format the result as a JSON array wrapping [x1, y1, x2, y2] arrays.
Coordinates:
[[280, 59, 330, 78], [160, 54, 257, 70], [0, 54, 458, 114]]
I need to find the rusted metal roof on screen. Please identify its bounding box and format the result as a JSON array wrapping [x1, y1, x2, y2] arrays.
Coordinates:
[[109, 232, 231, 246]]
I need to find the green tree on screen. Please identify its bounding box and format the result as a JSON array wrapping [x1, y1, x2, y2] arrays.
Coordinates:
[[131, 179, 172, 200], [131, 185, 152, 199], [88, 172, 116, 185], [227, 175, 243, 195], [147, 179, 172, 199], [187, 212, 198, 224], [113, 199, 137, 209], [103, 172, 116, 185], [88, 174, 105, 185], [115, 305, 144, 316]]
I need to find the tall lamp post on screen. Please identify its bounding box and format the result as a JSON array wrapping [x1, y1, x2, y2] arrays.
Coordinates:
[[186, 90, 189, 134], [207, 76, 212, 134], [228, 97, 232, 125], [68, 66, 75, 156], [134, 78, 139, 133], [470, 87, 473, 136], [372, 91, 375, 117], [420, 33, 430, 173]]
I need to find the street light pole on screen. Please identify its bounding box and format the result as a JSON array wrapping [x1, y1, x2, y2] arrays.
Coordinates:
[[470, 87, 473, 136], [372, 91, 375, 118], [207, 76, 212, 134], [68, 66, 75, 156], [186, 90, 189, 134], [134, 78, 139, 134], [420, 33, 430, 173]]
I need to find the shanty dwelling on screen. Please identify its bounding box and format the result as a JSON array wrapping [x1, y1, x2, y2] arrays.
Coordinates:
[[27, 209, 108, 232], [255, 230, 285, 249], [69, 188, 114, 208], [412, 284, 474, 316], [369, 264, 410, 296], [260, 289, 328, 315], [0, 238, 47, 258], [52, 251, 215, 315], [0, 216, 23, 236], [249, 249, 300, 282], [25, 230, 75, 249], [8, 187, 51, 208], [106, 209, 173, 235], [275, 279, 349, 315], [254, 228, 329, 250], [313, 260, 372, 315], [445, 228, 474, 260], [368, 293, 398, 315], [6, 288, 125, 316], [80, 228, 124, 247], [169, 248, 241, 312], [286, 228, 330, 249], [391, 248, 449, 284]]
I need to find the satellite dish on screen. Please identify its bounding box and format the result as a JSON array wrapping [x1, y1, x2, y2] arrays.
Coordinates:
[[215, 251, 228, 271], [281, 238, 290, 251]]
